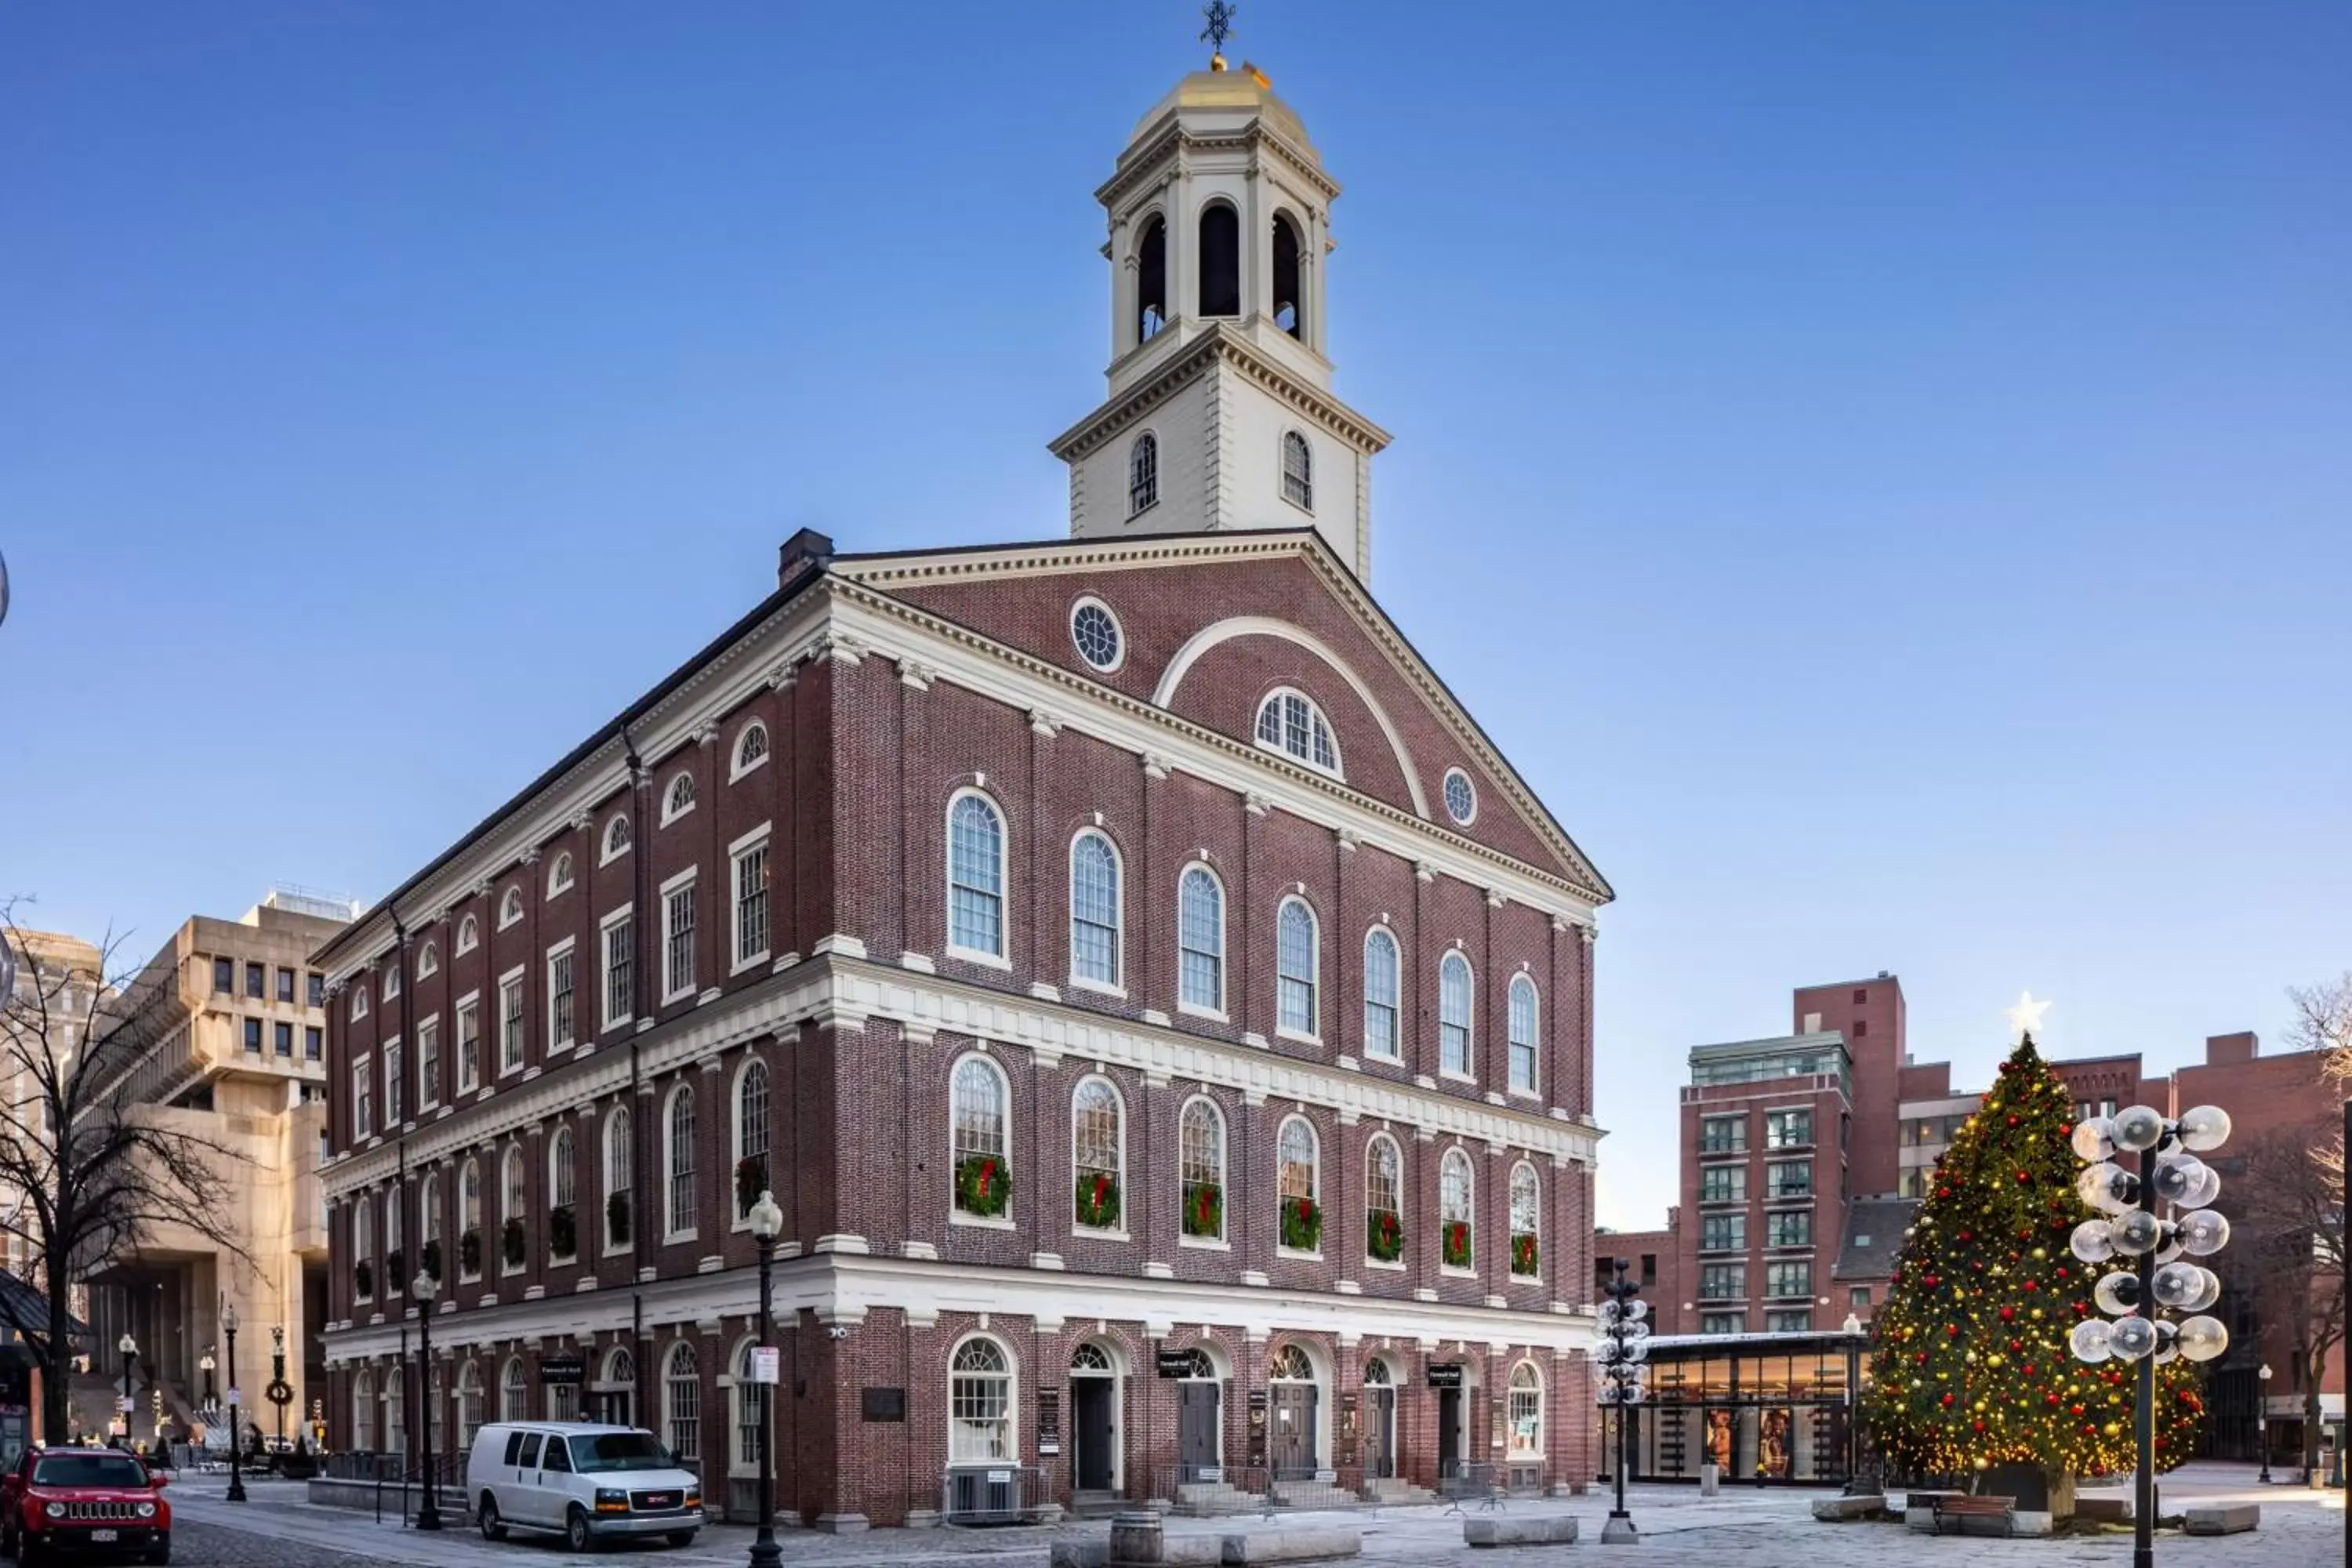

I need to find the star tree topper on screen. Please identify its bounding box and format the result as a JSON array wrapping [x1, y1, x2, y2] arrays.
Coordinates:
[[2004, 989, 2052, 1043]]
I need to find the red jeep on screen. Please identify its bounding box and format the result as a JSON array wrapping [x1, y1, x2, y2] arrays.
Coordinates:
[[0, 1447, 169, 1566]]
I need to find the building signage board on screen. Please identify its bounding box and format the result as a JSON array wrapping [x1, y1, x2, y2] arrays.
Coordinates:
[[1036, 1387, 1061, 1456], [750, 1348, 780, 1385], [1156, 1348, 1199, 1379], [538, 1355, 587, 1386], [1425, 1363, 1465, 1389]]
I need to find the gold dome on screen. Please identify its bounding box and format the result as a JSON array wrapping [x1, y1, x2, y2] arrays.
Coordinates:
[[1128, 60, 1317, 161]]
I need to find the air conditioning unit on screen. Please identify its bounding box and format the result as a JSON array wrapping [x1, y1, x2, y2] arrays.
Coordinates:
[[944, 1465, 1020, 1523]]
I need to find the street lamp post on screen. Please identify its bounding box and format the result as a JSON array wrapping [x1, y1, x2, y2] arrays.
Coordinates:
[[199, 1349, 216, 1413], [746, 1190, 784, 1568], [117, 1334, 136, 1446], [2067, 1103, 2234, 1568], [1597, 1258, 1649, 1545], [270, 1327, 288, 1450], [412, 1269, 441, 1531], [2256, 1364, 2272, 1485], [223, 1304, 246, 1503]]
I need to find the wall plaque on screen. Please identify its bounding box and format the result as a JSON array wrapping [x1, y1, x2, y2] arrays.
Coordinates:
[[537, 1355, 586, 1386], [861, 1387, 906, 1422], [1246, 1389, 1269, 1467], [1425, 1363, 1465, 1389], [1037, 1387, 1062, 1456]]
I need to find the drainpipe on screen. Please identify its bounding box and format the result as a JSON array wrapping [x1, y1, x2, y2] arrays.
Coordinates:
[[625, 729, 648, 1429]]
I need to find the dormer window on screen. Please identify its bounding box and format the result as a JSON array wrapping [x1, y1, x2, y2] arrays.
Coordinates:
[[1254, 688, 1338, 775]]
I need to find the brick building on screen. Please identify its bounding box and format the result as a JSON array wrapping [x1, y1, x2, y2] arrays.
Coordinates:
[[317, 54, 1613, 1530]]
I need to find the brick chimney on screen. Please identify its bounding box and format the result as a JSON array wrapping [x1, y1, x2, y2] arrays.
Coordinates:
[[2203, 1031, 2257, 1067], [778, 528, 834, 590]]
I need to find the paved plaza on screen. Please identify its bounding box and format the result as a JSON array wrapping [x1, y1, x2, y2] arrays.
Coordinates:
[[157, 1465, 2336, 1566]]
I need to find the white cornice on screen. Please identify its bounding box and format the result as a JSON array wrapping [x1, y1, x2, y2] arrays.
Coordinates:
[[322, 955, 1602, 1201], [1047, 325, 1389, 462], [325, 1249, 1594, 1367], [1098, 120, 1341, 210]]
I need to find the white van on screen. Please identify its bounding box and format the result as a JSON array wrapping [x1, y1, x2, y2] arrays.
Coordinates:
[[464, 1421, 702, 1551]]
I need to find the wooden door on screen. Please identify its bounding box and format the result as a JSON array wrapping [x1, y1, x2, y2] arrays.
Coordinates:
[[1365, 1388, 1396, 1479], [1073, 1380, 1116, 1492], [1178, 1383, 1221, 1481], [1437, 1387, 1462, 1476], [1269, 1385, 1317, 1479]]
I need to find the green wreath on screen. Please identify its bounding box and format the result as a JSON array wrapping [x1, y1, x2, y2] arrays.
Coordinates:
[[735, 1156, 768, 1216], [1511, 1232, 1540, 1277], [502, 1216, 527, 1268], [1073, 1171, 1122, 1229], [1280, 1195, 1322, 1252], [459, 1227, 482, 1276], [606, 1190, 630, 1244], [1367, 1207, 1404, 1263], [1183, 1181, 1223, 1239], [1442, 1220, 1472, 1269], [956, 1154, 1012, 1218], [549, 1205, 577, 1260], [353, 1259, 373, 1300]]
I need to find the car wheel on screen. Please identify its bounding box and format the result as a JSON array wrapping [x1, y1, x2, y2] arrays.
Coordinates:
[[14, 1535, 34, 1568], [2, 1515, 15, 1561], [143, 1546, 169, 1567], [478, 1494, 506, 1541], [564, 1504, 593, 1553], [666, 1531, 697, 1548]]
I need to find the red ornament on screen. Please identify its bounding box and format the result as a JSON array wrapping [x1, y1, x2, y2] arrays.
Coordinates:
[[1924, 1275, 1940, 1290], [2022, 1279, 2037, 1292], [1973, 1421, 1987, 1433], [2006, 1115, 2020, 1127], [2023, 1364, 2037, 1378], [2008, 1338, 2024, 1352], [1940, 1393, 1955, 1408], [2055, 1266, 2070, 1279], [2070, 1404, 2085, 1417], [2016, 1170, 2031, 1184], [1936, 1186, 1952, 1200], [1999, 1306, 2016, 1322], [2045, 1394, 2061, 1406]]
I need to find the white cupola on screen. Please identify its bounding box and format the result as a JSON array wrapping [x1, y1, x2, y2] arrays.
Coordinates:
[[1048, 55, 1389, 582]]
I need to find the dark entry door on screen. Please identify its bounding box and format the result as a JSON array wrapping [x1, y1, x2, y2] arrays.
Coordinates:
[[590, 1389, 630, 1428], [1178, 1383, 1221, 1480], [1269, 1385, 1318, 1478], [1365, 1388, 1396, 1479], [1073, 1380, 1115, 1491], [1437, 1387, 1462, 1477]]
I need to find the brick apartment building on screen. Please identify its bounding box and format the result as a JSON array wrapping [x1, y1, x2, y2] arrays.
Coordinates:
[[1610, 977, 2342, 1471], [317, 54, 1613, 1530]]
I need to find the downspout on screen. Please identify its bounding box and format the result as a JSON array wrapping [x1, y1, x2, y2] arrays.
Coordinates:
[[625, 728, 648, 1429]]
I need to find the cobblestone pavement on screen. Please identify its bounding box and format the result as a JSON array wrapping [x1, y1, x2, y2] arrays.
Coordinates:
[[161, 1465, 2338, 1566]]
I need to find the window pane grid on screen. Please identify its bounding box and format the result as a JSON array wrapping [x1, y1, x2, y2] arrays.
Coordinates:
[[1366, 1138, 1399, 1216], [1069, 834, 1120, 985], [667, 1089, 696, 1236], [949, 797, 1005, 956], [953, 1060, 1007, 1165], [1276, 901, 1317, 1035], [1439, 956, 1472, 1075], [735, 844, 770, 964], [1363, 930, 1399, 1057], [1178, 869, 1222, 1010], [665, 885, 696, 998]]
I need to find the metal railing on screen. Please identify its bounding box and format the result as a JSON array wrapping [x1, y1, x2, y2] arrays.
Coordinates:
[[1156, 1464, 1374, 1517], [940, 1464, 1050, 1525], [1439, 1460, 1504, 1514]]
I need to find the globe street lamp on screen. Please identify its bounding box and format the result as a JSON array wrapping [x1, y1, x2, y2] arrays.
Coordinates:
[[2068, 1104, 2234, 1568], [223, 1304, 246, 1503], [746, 1189, 785, 1568], [412, 1269, 442, 1531], [116, 1334, 136, 1444], [2256, 1363, 2271, 1485], [1596, 1258, 1649, 1544]]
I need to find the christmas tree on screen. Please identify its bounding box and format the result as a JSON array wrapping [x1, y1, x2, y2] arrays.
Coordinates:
[[1867, 1035, 2203, 1489]]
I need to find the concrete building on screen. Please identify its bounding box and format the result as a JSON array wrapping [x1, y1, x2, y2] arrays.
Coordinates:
[[78, 890, 350, 1446], [318, 49, 1612, 1530]]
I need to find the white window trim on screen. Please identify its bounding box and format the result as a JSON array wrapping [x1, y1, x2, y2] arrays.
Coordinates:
[[661, 769, 697, 826], [660, 866, 699, 1004], [1438, 950, 1476, 1084], [600, 815, 632, 867], [496, 966, 527, 1078], [383, 965, 402, 1002], [351, 1053, 374, 1141], [1253, 686, 1342, 779], [1272, 895, 1321, 1046], [457, 1161, 484, 1283], [946, 1333, 1020, 1466], [1280, 427, 1315, 516], [1174, 862, 1228, 1019], [603, 1108, 634, 1259], [414, 1014, 442, 1114], [1125, 430, 1161, 521], [729, 721, 771, 784], [497, 886, 524, 931], [547, 852, 575, 898], [948, 1051, 1014, 1228], [728, 1054, 771, 1234], [1439, 1147, 1477, 1277], [453, 991, 482, 1095], [1177, 1094, 1228, 1247], [456, 916, 478, 956], [729, 822, 774, 975], [1068, 1073, 1128, 1240], [548, 1127, 579, 1265], [945, 787, 1011, 969], [351, 987, 370, 1022], [499, 1146, 527, 1276], [1363, 1132, 1405, 1267], [383, 1036, 405, 1127], [1361, 924, 1402, 1062], [545, 936, 579, 1055], [1065, 826, 1125, 996], [416, 943, 441, 981], [1275, 1114, 1321, 1261], [662, 1082, 699, 1245], [1070, 594, 1127, 673], [1442, 767, 1479, 826], [598, 905, 636, 1033]]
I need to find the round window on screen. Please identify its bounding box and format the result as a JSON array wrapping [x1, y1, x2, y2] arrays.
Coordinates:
[[1443, 768, 1477, 826], [1071, 598, 1122, 671]]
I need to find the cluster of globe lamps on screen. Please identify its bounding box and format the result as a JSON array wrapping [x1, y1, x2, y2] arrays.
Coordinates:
[[2066, 1102, 2234, 1370]]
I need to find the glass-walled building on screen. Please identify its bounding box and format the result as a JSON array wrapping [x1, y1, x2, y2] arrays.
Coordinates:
[[1600, 1330, 1871, 1486]]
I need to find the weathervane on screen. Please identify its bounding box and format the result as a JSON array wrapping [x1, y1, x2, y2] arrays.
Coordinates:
[[1201, 1, 1237, 64]]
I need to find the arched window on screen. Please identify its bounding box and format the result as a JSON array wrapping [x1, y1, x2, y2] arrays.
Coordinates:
[[419, 1171, 441, 1271], [663, 1342, 700, 1462], [548, 851, 575, 897], [1072, 597, 1123, 671], [384, 1373, 406, 1458], [351, 985, 369, 1022], [735, 1058, 770, 1218], [1439, 953, 1474, 1077], [500, 1145, 525, 1270], [731, 1338, 768, 1476], [383, 1189, 402, 1290], [1135, 215, 1167, 342], [666, 1085, 697, 1238], [1277, 1116, 1319, 1252], [1177, 865, 1225, 1013], [1365, 1133, 1403, 1263], [1071, 1076, 1123, 1231], [352, 1198, 374, 1298], [1362, 1357, 1392, 1386], [604, 1106, 633, 1250], [1179, 1097, 1225, 1243], [383, 964, 401, 1002], [352, 1369, 376, 1454], [1508, 975, 1539, 1094], [550, 1127, 577, 1261], [602, 815, 631, 864], [1254, 689, 1338, 774], [947, 792, 1006, 959], [1272, 212, 1304, 338], [732, 721, 770, 779], [501, 1356, 529, 1421], [1281, 430, 1313, 511], [1269, 1345, 1313, 1381], [1440, 1148, 1475, 1270], [498, 886, 524, 930], [1508, 1363, 1544, 1457], [949, 1337, 1014, 1461], [1362, 927, 1399, 1059], [663, 771, 697, 824], [459, 1160, 482, 1276], [1198, 201, 1239, 318], [456, 1362, 485, 1448], [416, 942, 440, 980], [951, 1055, 1011, 1217], [457, 914, 479, 954], [1509, 1161, 1541, 1279], [1275, 897, 1319, 1037], [1127, 431, 1160, 517], [1069, 831, 1122, 988]]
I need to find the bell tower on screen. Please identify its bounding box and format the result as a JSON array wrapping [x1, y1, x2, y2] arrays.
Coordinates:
[[1048, 43, 1389, 582]]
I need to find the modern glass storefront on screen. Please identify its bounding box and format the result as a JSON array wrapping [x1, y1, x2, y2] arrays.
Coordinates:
[[1599, 1331, 1870, 1486]]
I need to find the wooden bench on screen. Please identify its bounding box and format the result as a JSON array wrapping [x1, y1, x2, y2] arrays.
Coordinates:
[[1930, 1494, 2017, 1536]]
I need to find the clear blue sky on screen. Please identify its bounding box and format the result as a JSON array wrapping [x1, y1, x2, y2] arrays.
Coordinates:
[[4, 3, 2346, 1230]]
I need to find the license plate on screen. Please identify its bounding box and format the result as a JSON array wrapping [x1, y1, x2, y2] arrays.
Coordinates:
[[91, 1530, 118, 1542]]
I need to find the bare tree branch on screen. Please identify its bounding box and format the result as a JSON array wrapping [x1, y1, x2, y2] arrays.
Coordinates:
[[2235, 1127, 2347, 1478]]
